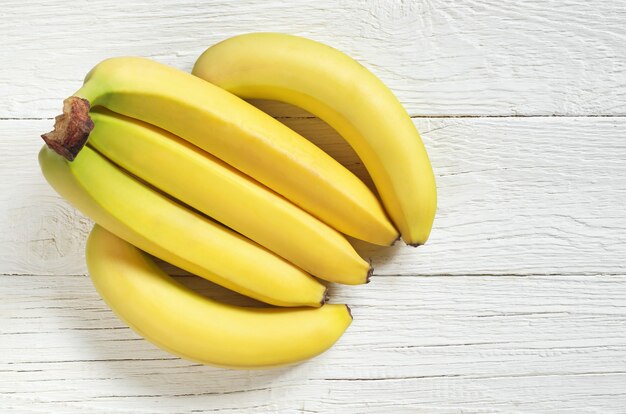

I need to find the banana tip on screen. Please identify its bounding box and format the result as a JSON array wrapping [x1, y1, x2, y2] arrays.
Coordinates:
[[345, 304, 353, 320], [321, 286, 329, 306], [366, 264, 374, 283]]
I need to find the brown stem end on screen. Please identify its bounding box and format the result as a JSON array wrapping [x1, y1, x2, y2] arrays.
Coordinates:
[[41, 97, 94, 161]]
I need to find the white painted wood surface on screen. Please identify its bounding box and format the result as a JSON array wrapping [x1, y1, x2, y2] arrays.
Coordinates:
[[2, 0, 626, 412], [2, 0, 625, 117]]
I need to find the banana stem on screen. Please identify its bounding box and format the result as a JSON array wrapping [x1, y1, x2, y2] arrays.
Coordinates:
[[41, 96, 94, 161]]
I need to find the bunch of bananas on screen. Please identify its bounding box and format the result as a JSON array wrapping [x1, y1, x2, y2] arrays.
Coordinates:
[[39, 33, 436, 369]]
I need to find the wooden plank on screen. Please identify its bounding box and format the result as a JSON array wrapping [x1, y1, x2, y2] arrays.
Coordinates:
[[2, 116, 625, 276], [2, 274, 626, 412], [1, 0, 625, 118]]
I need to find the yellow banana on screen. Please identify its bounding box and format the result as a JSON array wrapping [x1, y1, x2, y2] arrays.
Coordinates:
[[38, 145, 326, 307], [193, 33, 437, 245], [86, 108, 370, 284], [42, 56, 398, 246], [86, 225, 352, 369]]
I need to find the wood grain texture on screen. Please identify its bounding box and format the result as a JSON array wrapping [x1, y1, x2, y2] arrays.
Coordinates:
[[3, 116, 625, 276], [2, 274, 626, 413], [1, 0, 625, 118]]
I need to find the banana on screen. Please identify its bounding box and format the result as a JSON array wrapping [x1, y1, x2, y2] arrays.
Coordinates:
[[193, 33, 437, 246], [39, 145, 326, 307], [86, 225, 352, 369], [86, 108, 370, 284], [42, 56, 398, 246]]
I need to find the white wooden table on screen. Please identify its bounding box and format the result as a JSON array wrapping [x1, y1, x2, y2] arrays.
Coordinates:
[[2, 1, 626, 412]]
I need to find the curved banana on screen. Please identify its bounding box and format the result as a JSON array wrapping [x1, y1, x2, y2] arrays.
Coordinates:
[[39, 145, 326, 307], [87, 108, 370, 284], [42, 57, 398, 246], [86, 225, 352, 369], [193, 33, 437, 245]]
